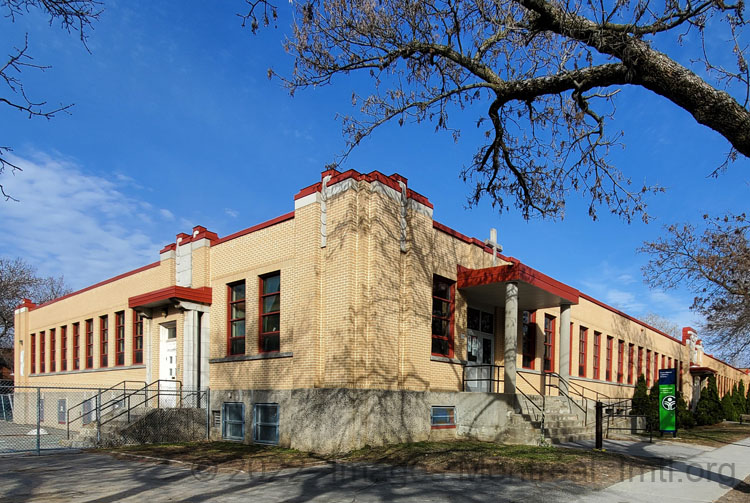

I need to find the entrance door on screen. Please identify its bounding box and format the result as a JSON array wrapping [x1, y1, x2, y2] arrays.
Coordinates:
[[159, 323, 178, 407], [465, 307, 494, 392]]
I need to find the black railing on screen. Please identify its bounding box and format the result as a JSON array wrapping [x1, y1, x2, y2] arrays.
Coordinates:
[[462, 364, 504, 393], [67, 380, 147, 439]]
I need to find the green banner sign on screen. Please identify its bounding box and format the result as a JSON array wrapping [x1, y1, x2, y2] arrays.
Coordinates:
[[659, 368, 677, 433]]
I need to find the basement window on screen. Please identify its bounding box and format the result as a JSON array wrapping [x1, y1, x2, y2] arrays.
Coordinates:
[[253, 403, 279, 445], [222, 402, 245, 441], [430, 406, 456, 429]]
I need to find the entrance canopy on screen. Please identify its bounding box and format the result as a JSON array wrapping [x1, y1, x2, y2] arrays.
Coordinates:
[[689, 366, 716, 376], [457, 263, 579, 310], [128, 286, 212, 309]]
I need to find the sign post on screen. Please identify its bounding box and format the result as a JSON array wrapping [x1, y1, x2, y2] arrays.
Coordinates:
[[659, 368, 678, 437]]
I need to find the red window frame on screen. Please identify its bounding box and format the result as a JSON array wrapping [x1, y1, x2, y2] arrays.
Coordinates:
[[259, 272, 281, 354], [227, 280, 246, 356], [668, 356, 672, 369], [85, 319, 94, 369], [30, 333, 36, 374], [100, 315, 109, 367], [543, 315, 556, 372], [40, 330, 46, 373], [133, 311, 144, 365], [653, 351, 658, 384], [646, 349, 652, 386], [617, 340, 624, 383], [637, 347, 643, 378], [627, 343, 634, 384], [661, 354, 666, 370], [50, 328, 56, 372], [73, 323, 80, 370], [578, 326, 587, 377], [431, 275, 454, 358], [593, 331, 601, 379], [115, 311, 125, 366], [605, 336, 613, 381], [521, 311, 536, 369], [60, 326, 67, 371]]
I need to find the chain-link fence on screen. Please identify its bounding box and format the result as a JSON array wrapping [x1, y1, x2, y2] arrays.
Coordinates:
[[0, 380, 209, 454]]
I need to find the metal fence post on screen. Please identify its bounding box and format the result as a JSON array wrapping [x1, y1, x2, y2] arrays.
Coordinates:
[[96, 389, 101, 446], [205, 388, 211, 440], [36, 387, 41, 455], [595, 401, 603, 450]]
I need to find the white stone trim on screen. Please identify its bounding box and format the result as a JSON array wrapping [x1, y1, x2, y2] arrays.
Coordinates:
[[160, 250, 175, 261], [191, 238, 211, 250], [294, 191, 322, 210]]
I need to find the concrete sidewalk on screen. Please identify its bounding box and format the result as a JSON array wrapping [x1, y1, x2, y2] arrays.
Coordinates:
[[569, 436, 750, 503]]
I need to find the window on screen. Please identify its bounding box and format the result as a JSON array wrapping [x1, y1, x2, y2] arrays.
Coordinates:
[[227, 281, 246, 355], [100, 315, 109, 367], [646, 349, 652, 386], [167, 324, 176, 339], [85, 319, 94, 369], [605, 336, 613, 381], [653, 351, 658, 384], [661, 354, 666, 370], [543, 315, 556, 372], [30, 333, 36, 374], [578, 326, 587, 377], [222, 402, 245, 441], [253, 403, 279, 445], [133, 311, 144, 365], [40, 330, 46, 373], [115, 311, 125, 366], [73, 323, 80, 370], [431, 275, 454, 358], [638, 347, 643, 378], [50, 328, 56, 372], [628, 343, 634, 384], [60, 326, 67, 371], [617, 340, 624, 383], [521, 311, 536, 369], [431, 406, 456, 429], [259, 272, 281, 353], [82, 398, 94, 425], [668, 356, 672, 369], [593, 331, 601, 379]]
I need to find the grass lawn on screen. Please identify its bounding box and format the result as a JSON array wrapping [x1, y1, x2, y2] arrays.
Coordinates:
[[104, 439, 668, 488], [659, 422, 750, 448]]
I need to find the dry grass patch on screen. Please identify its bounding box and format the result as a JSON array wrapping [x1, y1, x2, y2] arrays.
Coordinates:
[[660, 422, 750, 448]]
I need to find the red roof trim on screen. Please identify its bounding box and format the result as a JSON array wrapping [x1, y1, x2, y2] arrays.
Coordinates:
[[457, 264, 580, 305], [128, 286, 212, 308], [31, 262, 161, 311], [579, 293, 682, 343], [160, 243, 177, 254], [213, 211, 295, 246], [433, 221, 515, 263]]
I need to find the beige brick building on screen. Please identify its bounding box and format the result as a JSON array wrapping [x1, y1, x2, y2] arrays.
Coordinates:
[[13, 169, 750, 451]]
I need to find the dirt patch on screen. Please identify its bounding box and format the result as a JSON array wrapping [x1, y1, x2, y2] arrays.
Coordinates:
[[657, 422, 750, 448], [715, 473, 750, 503]]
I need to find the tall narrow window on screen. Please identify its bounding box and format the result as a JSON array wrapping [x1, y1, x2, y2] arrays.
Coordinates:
[[605, 336, 613, 381], [593, 331, 601, 379], [100, 315, 109, 367], [259, 272, 281, 353], [227, 280, 246, 355], [40, 330, 46, 373], [668, 356, 672, 369], [50, 328, 56, 372], [133, 311, 144, 364], [661, 354, 666, 370], [114, 311, 125, 366], [543, 315, 556, 372], [521, 311, 536, 369], [578, 326, 587, 377], [73, 323, 80, 370], [646, 349, 651, 386], [30, 333, 36, 374], [85, 319, 94, 369], [628, 343, 634, 384], [653, 351, 658, 384], [638, 347, 643, 377], [60, 326, 67, 371], [617, 340, 624, 383], [430, 275, 454, 358]]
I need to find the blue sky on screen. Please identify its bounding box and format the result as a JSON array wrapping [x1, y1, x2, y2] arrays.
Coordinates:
[[1, 2, 748, 350]]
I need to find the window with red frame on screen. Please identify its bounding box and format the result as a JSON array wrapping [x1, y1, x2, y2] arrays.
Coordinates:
[[133, 311, 144, 364], [227, 280, 246, 355], [115, 311, 125, 366], [578, 326, 587, 377], [260, 272, 281, 353], [73, 323, 80, 370], [40, 330, 46, 373], [653, 351, 658, 384], [628, 343, 634, 384], [100, 315, 109, 367], [593, 331, 601, 379], [605, 336, 613, 381], [638, 347, 643, 378], [50, 328, 56, 372], [543, 315, 556, 372], [521, 311, 536, 369], [30, 333, 36, 374], [431, 275, 454, 358], [85, 319, 94, 369], [646, 349, 652, 386], [661, 354, 666, 370], [668, 356, 672, 369], [60, 326, 67, 371], [617, 340, 624, 383]]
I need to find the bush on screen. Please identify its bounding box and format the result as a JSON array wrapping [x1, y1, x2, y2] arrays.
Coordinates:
[[734, 381, 747, 416], [722, 393, 739, 422], [676, 391, 695, 429], [646, 382, 660, 431], [695, 375, 723, 426], [631, 375, 649, 416]]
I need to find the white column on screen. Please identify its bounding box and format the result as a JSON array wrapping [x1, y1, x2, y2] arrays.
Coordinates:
[[199, 312, 210, 390], [559, 304, 571, 395], [144, 317, 153, 384], [504, 282, 518, 395], [182, 310, 198, 390]]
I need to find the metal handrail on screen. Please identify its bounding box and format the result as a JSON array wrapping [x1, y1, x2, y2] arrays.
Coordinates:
[[516, 371, 546, 435], [462, 364, 504, 393], [99, 380, 192, 428], [67, 380, 147, 438]]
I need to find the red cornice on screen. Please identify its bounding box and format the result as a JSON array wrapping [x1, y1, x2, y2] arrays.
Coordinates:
[[31, 262, 161, 311], [213, 211, 295, 246], [457, 263, 580, 305], [160, 243, 177, 254], [128, 286, 212, 308]]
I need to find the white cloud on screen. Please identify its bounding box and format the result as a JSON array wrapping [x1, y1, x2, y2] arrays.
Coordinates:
[[160, 208, 175, 220], [224, 207, 239, 218], [0, 152, 165, 290]]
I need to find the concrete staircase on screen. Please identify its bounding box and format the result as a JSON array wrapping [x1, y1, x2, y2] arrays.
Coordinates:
[[504, 395, 597, 445]]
